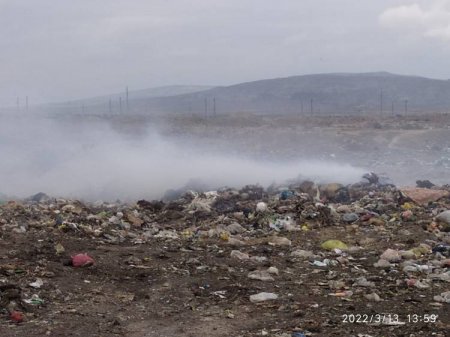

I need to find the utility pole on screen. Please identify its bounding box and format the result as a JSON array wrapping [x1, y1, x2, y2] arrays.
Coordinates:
[[404, 99, 408, 114], [379, 89, 383, 115]]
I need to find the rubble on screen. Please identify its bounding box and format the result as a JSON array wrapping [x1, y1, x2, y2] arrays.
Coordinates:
[[400, 187, 449, 205], [0, 179, 449, 336], [249, 292, 278, 303], [436, 210, 450, 225]]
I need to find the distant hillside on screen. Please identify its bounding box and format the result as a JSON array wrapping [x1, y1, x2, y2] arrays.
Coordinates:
[[40, 85, 215, 113], [41, 72, 450, 116], [148, 72, 450, 115]]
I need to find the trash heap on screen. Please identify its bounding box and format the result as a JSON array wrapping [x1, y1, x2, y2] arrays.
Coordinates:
[[0, 175, 449, 337]]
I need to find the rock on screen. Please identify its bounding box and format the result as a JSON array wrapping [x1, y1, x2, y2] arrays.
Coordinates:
[[267, 266, 279, 275], [230, 250, 250, 260], [374, 259, 392, 268], [249, 292, 278, 303], [227, 237, 246, 246], [404, 264, 420, 273], [400, 187, 449, 205], [364, 293, 381, 302], [108, 215, 121, 225], [380, 248, 401, 262], [433, 291, 450, 303], [353, 277, 375, 287], [342, 213, 359, 223], [291, 249, 314, 259], [226, 222, 246, 234], [268, 236, 291, 246], [125, 212, 144, 227], [367, 217, 385, 226], [321, 240, 348, 251], [250, 256, 268, 263], [256, 202, 268, 213], [428, 272, 450, 282], [436, 210, 450, 225], [247, 270, 275, 281]]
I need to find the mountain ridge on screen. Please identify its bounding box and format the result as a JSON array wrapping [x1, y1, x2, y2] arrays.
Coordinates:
[[39, 72, 450, 115]]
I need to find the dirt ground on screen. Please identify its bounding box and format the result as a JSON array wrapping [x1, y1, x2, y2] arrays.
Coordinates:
[[1, 189, 449, 337], [1, 113, 449, 337], [103, 112, 450, 186]]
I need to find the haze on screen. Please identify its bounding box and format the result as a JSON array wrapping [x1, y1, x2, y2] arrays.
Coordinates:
[[1, 1, 449, 201], [0, 116, 366, 200], [1, 0, 450, 106]]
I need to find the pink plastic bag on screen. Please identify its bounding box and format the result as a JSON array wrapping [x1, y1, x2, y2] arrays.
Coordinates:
[[71, 253, 95, 267]]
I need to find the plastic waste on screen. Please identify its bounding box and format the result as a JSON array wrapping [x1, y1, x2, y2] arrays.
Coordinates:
[[10, 311, 24, 323], [249, 292, 278, 303], [280, 190, 295, 200], [432, 244, 450, 257], [71, 253, 95, 267], [29, 278, 44, 289], [321, 240, 348, 251], [292, 332, 306, 337]]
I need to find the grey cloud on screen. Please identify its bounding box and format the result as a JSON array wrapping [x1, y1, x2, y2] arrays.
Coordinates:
[[1, 0, 450, 106], [380, 0, 450, 41]]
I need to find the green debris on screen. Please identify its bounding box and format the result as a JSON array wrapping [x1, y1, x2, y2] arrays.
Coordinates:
[[321, 239, 348, 251]]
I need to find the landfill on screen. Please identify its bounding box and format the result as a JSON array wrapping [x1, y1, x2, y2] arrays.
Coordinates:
[[0, 175, 449, 336]]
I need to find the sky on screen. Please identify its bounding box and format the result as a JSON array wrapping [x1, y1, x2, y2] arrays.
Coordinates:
[[1, 0, 450, 106]]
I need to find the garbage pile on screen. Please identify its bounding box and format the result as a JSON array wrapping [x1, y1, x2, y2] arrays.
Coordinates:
[[0, 174, 449, 336]]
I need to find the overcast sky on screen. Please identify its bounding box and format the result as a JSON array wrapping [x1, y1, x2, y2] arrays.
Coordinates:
[[1, 0, 450, 106]]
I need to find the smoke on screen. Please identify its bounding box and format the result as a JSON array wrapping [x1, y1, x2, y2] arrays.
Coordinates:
[[0, 115, 366, 201]]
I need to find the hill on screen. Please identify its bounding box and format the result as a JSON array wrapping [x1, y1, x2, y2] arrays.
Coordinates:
[[149, 72, 450, 115], [37, 72, 450, 116]]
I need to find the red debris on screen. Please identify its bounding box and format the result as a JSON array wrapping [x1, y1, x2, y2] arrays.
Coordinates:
[[10, 311, 24, 323], [71, 253, 95, 267], [400, 187, 449, 206], [406, 279, 417, 287]]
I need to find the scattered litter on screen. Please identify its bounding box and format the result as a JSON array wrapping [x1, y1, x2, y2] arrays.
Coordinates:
[[249, 292, 278, 303]]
